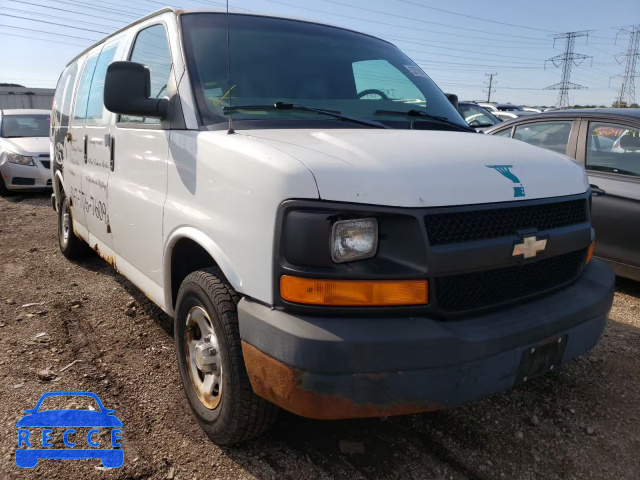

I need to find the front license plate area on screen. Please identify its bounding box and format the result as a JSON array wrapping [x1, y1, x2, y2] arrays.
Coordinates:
[[514, 335, 568, 386]]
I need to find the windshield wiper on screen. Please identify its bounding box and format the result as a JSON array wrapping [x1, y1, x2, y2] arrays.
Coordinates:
[[223, 102, 390, 129], [374, 109, 475, 132]]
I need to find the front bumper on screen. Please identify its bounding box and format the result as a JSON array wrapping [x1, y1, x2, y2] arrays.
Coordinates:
[[239, 259, 615, 419], [0, 159, 52, 190]]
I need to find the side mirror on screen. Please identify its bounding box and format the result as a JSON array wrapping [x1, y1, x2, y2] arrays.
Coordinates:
[[104, 61, 169, 119], [445, 93, 459, 111]]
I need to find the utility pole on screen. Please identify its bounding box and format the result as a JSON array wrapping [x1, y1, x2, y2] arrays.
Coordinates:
[[613, 25, 640, 107], [484, 73, 497, 102], [544, 31, 593, 108]]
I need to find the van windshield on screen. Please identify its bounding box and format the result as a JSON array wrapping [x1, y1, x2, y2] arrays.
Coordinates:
[[180, 13, 468, 130]]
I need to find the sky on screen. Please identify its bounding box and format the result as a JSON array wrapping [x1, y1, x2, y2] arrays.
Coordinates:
[[0, 0, 638, 107]]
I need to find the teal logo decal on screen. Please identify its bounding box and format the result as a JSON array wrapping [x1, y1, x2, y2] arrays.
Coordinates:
[[486, 165, 525, 197]]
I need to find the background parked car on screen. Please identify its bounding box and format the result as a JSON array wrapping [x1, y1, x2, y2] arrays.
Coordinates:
[[492, 110, 534, 122], [457, 101, 503, 131], [486, 108, 640, 281], [477, 102, 525, 113], [0, 109, 52, 196]]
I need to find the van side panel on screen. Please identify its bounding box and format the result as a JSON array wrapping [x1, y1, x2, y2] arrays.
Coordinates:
[[163, 131, 319, 306], [51, 62, 81, 209]]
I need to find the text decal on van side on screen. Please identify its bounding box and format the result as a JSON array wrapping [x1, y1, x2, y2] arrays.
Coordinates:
[[486, 165, 525, 198]]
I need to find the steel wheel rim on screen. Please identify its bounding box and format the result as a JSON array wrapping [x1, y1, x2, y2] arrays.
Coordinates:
[[60, 198, 70, 246], [184, 306, 222, 410]]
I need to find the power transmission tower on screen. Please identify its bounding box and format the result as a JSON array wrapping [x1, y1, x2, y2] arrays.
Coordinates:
[[613, 25, 640, 107], [544, 31, 593, 108], [484, 73, 497, 102]]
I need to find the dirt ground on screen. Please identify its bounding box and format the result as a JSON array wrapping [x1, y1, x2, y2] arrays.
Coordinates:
[[0, 192, 638, 480]]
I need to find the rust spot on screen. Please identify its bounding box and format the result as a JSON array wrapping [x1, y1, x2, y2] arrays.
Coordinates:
[[74, 229, 86, 244], [242, 341, 441, 420], [93, 243, 117, 271]]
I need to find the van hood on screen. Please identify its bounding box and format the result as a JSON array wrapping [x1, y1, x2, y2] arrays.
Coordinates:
[[0, 136, 49, 156], [245, 129, 589, 208]]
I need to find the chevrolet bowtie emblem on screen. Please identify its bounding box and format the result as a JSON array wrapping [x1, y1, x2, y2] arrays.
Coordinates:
[[513, 236, 547, 259]]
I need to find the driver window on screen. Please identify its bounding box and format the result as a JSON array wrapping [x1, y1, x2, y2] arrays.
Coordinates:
[[352, 60, 425, 105]]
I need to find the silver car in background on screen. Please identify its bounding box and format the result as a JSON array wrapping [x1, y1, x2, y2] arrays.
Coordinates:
[[0, 109, 52, 196]]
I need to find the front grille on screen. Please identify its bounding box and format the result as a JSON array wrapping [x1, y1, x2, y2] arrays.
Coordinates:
[[12, 177, 35, 186], [425, 199, 588, 246], [435, 249, 587, 313], [40, 160, 51, 169]]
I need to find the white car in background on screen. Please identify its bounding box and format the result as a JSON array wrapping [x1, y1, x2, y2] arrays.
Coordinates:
[[0, 109, 52, 196], [492, 110, 534, 122]]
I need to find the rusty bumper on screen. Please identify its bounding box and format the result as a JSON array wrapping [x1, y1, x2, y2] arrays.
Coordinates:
[[239, 260, 614, 420]]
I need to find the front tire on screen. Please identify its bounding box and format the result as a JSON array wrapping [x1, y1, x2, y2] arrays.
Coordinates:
[[0, 175, 11, 197], [175, 268, 278, 445], [58, 192, 87, 259]]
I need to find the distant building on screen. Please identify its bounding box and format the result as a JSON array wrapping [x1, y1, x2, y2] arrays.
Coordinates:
[[0, 85, 54, 110]]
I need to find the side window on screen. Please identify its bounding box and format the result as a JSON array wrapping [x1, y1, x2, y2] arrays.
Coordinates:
[[352, 60, 425, 105], [513, 121, 573, 154], [53, 63, 79, 127], [121, 24, 172, 125], [586, 122, 640, 178], [493, 127, 513, 138], [74, 53, 99, 123], [85, 45, 118, 125]]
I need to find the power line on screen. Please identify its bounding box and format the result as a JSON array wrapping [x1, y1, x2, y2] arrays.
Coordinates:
[[0, 13, 110, 35], [403, 48, 542, 66], [8, 0, 131, 24], [378, 31, 553, 48], [0, 22, 96, 42], [0, 6, 123, 29], [51, 0, 146, 18], [0, 31, 86, 48], [262, 0, 550, 42], [544, 31, 594, 107], [397, 0, 557, 33], [316, 0, 552, 40]]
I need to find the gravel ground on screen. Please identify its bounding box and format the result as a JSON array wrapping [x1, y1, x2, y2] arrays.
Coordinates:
[[0, 192, 638, 480]]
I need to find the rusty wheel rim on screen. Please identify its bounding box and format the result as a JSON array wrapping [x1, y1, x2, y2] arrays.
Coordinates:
[[184, 306, 222, 410]]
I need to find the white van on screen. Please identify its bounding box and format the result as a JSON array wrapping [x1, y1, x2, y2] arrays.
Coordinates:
[[51, 8, 615, 445]]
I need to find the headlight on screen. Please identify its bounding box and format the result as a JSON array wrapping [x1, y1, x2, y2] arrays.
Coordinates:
[[330, 218, 378, 263], [7, 152, 34, 166]]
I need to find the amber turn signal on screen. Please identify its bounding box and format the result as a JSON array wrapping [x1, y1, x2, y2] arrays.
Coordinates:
[[586, 240, 595, 265], [280, 276, 428, 306]]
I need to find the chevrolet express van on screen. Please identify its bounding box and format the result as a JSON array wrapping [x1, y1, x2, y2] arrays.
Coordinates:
[[51, 8, 615, 445]]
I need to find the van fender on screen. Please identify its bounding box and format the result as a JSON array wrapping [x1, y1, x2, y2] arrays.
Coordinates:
[[163, 226, 242, 313]]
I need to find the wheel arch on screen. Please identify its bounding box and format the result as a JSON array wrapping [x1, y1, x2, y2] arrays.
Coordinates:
[[163, 227, 242, 314], [53, 170, 64, 210]]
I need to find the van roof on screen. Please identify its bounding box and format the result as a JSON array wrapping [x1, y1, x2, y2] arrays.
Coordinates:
[[67, 7, 392, 67]]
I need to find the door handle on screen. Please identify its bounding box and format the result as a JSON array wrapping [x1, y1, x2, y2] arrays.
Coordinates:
[[590, 184, 606, 196], [110, 136, 115, 172], [83, 135, 88, 163]]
